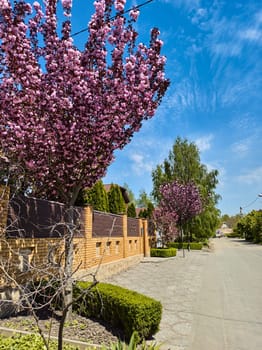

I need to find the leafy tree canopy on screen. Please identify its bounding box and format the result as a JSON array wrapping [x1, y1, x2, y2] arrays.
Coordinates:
[[137, 189, 154, 208]]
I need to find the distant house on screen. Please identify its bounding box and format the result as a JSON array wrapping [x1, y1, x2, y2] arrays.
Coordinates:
[[219, 223, 233, 236], [135, 207, 147, 218]]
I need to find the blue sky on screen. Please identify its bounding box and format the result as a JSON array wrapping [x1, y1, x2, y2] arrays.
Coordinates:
[[11, 0, 260, 215], [68, 0, 262, 216]]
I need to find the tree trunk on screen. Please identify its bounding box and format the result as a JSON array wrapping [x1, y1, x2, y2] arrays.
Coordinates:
[[64, 205, 75, 319], [181, 226, 185, 258]]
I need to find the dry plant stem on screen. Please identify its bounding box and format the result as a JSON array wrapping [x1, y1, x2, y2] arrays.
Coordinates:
[[0, 264, 50, 349], [1, 181, 119, 350]]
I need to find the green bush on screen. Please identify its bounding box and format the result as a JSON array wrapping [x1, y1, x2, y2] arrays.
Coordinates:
[[0, 333, 161, 350], [0, 334, 78, 350], [74, 282, 162, 342], [225, 232, 242, 238], [168, 242, 203, 250], [189, 243, 203, 250], [101, 332, 161, 350], [150, 248, 177, 257]]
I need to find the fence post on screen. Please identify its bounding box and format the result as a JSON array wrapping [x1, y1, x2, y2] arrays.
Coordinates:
[[122, 213, 127, 258], [141, 219, 150, 257], [0, 185, 10, 236], [82, 205, 93, 269]]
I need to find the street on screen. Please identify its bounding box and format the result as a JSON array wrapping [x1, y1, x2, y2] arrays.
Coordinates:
[[189, 238, 262, 350], [106, 238, 262, 350]]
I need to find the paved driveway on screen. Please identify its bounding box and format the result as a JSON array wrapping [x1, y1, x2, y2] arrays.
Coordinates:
[[106, 247, 209, 350], [106, 238, 262, 350]]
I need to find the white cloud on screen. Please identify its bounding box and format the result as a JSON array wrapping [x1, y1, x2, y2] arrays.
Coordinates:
[[212, 42, 242, 57], [195, 134, 213, 152], [238, 9, 262, 44], [191, 7, 208, 24], [231, 139, 250, 157], [237, 166, 262, 185], [160, 0, 200, 10], [240, 28, 262, 42], [230, 114, 254, 131], [255, 10, 262, 25], [129, 153, 154, 176]]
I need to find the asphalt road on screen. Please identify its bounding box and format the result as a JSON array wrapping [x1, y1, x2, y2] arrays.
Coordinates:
[[189, 238, 262, 350]]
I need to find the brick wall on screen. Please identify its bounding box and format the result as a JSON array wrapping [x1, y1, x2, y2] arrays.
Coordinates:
[[0, 196, 150, 283], [72, 206, 148, 276]]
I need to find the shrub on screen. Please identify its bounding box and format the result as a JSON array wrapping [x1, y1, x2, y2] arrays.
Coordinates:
[[0, 334, 77, 350], [73, 282, 162, 342], [189, 243, 203, 250], [168, 242, 203, 250], [101, 332, 161, 350], [225, 232, 242, 238], [0, 333, 162, 350], [150, 248, 177, 257]]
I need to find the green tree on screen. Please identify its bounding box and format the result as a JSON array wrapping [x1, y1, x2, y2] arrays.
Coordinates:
[[139, 202, 155, 219], [234, 210, 262, 242], [151, 137, 220, 241], [123, 183, 136, 205], [127, 202, 137, 218], [76, 180, 109, 212], [137, 189, 153, 208], [108, 184, 126, 214]]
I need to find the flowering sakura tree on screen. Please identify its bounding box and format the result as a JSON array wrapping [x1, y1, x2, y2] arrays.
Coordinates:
[[154, 208, 178, 246], [0, 0, 169, 205], [0, 0, 169, 329], [156, 181, 203, 246]]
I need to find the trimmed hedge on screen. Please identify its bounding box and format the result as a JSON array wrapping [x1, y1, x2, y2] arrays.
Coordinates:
[[168, 242, 203, 250], [74, 282, 162, 341], [150, 248, 177, 257], [225, 232, 242, 238]]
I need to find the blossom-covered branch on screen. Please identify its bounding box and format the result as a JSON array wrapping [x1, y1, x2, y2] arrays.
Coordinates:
[[0, 0, 169, 205]]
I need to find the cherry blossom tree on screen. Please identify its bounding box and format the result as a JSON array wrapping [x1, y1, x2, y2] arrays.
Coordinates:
[[154, 208, 178, 247], [0, 0, 169, 205], [0, 0, 169, 323], [156, 181, 202, 247]]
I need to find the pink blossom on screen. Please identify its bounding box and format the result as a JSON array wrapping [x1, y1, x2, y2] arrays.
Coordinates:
[[61, 0, 72, 9], [0, 0, 169, 204], [33, 1, 41, 9], [115, 0, 126, 12], [129, 8, 139, 21], [0, 0, 10, 10]]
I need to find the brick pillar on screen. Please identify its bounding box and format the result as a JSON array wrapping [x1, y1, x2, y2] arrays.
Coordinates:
[[82, 205, 93, 269], [122, 214, 127, 258], [84, 206, 93, 240], [0, 185, 10, 236], [142, 219, 150, 257]]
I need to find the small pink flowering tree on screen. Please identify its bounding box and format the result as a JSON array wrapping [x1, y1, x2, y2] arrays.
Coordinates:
[[0, 0, 169, 337], [154, 207, 178, 247], [156, 181, 202, 248]]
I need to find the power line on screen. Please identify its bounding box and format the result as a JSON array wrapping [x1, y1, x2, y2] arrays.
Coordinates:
[[72, 0, 155, 38], [241, 197, 258, 209], [239, 194, 262, 215]]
